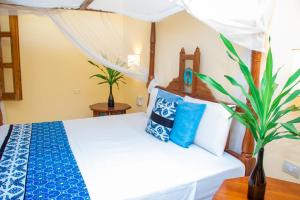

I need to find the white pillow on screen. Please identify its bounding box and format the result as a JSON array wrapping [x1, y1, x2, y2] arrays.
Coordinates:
[[184, 96, 233, 156], [146, 88, 158, 117]]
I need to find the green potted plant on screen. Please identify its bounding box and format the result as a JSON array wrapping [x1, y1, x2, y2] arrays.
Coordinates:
[[196, 35, 300, 200], [89, 60, 126, 107]]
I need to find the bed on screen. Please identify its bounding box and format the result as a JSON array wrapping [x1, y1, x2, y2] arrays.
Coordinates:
[[0, 40, 261, 199], [0, 113, 244, 200]]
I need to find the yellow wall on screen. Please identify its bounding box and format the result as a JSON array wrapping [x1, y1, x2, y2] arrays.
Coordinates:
[[3, 14, 149, 123], [119, 16, 149, 113], [263, 0, 300, 184]]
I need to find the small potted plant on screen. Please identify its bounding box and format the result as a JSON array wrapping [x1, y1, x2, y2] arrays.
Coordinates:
[[196, 35, 300, 200], [89, 60, 126, 107]]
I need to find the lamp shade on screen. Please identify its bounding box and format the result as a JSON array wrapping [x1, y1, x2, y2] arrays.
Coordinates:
[[127, 54, 140, 68]]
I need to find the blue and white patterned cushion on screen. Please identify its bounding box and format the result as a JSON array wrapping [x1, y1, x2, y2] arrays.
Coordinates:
[[145, 97, 178, 142]]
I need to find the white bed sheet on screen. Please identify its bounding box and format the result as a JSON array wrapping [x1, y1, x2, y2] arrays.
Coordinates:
[[0, 113, 244, 200], [63, 112, 245, 200]]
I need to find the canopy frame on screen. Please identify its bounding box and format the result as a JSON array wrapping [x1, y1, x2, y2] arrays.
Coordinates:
[[0, 3, 112, 13], [0, 6, 263, 176]]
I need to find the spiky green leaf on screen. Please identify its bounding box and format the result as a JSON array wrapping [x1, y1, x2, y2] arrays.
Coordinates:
[[288, 117, 300, 124], [282, 68, 300, 90]]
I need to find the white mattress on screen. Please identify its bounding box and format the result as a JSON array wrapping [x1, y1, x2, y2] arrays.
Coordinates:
[[0, 113, 244, 200], [63, 112, 245, 200]]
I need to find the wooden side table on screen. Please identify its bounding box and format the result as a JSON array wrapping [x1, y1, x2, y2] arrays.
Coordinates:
[[89, 102, 131, 117], [214, 176, 300, 200]]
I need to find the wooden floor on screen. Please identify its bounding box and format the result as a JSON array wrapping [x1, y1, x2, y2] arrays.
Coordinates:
[[214, 177, 300, 200]]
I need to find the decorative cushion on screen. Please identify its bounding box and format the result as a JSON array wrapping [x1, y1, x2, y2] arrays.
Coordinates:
[[170, 102, 206, 148], [146, 88, 182, 117], [145, 97, 180, 142], [184, 96, 233, 156]]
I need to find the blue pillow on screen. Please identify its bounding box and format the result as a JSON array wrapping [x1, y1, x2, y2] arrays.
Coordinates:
[[145, 97, 180, 142], [170, 102, 206, 148]]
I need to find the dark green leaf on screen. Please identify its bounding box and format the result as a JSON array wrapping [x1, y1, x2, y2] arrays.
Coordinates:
[[272, 134, 300, 140], [288, 117, 300, 124], [197, 73, 259, 135], [282, 123, 299, 134], [283, 89, 300, 104], [88, 60, 101, 69], [221, 34, 263, 119], [90, 74, 108, 81], [282, 68, 300, 90], [98, 81, 107, 85], [220, 103, 258, 141], [261, 48, 274, 118], [224, 75, 259, 118]]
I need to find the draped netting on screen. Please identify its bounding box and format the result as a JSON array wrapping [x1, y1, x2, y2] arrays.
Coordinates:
[[0, 0, 276, 82], [0, 6, 149, 81], [174, 0, 275, 52], [49, 10, 148, 81]]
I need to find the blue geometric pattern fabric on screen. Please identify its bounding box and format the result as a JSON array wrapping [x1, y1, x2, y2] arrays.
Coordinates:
[[146, 97, 179, 142], [25, 122, 90, 200], [0, 124, 32, 200], [0, 121, 90, 200]]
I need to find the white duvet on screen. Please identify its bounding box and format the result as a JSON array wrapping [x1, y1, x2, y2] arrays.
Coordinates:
[[0, 113, 244, 200], [63, 112, 245, 200]]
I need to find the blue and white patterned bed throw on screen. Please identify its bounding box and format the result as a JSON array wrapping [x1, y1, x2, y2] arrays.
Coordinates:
[[0, 121, 90, 200]]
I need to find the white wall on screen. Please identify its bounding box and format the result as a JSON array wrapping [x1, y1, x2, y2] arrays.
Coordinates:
[[264, 0, 300, 184]]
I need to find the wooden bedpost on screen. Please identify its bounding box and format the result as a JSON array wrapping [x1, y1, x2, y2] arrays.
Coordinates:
[[192, 47, 200, 95], [0, 107, 2, 126], [0, 88, 2, 126], [147, 22, 156, 88], [178, 48, 185, 91], [241, 50, 262, 176]]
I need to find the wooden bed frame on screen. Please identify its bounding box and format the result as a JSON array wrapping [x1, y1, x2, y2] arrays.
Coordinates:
[[0, 89, 2, 126], [147, 23, 262, 176], [0, 21, 261, 176]]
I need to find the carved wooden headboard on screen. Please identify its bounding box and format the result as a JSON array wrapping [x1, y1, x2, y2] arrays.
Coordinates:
[[158, 47, 216, 102]]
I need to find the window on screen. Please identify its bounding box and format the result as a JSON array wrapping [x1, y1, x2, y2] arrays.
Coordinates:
[[0, 16, 22, 100]]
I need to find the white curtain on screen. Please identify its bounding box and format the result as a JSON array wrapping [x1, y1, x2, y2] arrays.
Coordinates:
[[174, 0, 275, 52], [0, 6, 148, 81], [48, 10, 148, 81], [88, 0, 183, 22], [1, 0, 275, 52], [0, 0, 276, 82], [0, 0, 183, 21]]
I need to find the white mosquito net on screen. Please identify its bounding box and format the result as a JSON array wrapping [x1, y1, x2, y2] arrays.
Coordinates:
[[0, 0, 275, 82]]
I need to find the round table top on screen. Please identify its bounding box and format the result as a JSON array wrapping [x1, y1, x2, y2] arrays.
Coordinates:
[[89, 102, 131, 112], [213, 176, 300, 200]]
